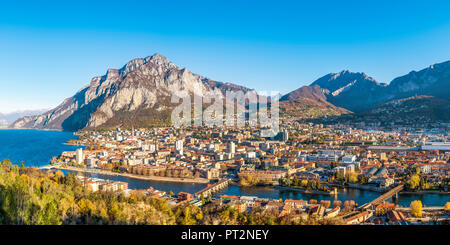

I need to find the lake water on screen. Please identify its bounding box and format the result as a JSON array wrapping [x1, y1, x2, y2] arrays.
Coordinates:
[[1, 129, 449, 207], [0, 129, 82, 167]]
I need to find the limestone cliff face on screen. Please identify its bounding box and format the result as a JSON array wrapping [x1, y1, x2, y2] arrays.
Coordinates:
[[12, 54, 252, 131]]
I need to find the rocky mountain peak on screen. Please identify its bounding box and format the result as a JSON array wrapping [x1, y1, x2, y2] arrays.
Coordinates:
[[11, 53, 254, 131], [145, 53, 174, 67], [311, 70, 381, 96]]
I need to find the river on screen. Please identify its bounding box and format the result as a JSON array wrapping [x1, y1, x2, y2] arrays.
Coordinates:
[[63, 170, 450, 207]]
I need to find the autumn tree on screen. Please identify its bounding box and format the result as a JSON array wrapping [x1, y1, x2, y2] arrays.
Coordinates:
[[410, 200, 423, 218], [200, 193, 205, 205], [444, 202, 450, 212]]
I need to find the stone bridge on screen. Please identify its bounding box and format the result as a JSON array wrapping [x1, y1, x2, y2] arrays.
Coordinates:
[[195, 179, 230, 198]]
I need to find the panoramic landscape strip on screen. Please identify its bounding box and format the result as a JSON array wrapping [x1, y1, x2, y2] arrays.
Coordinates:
[[0, 2, 449, 243], [1, 54, 449, 225]]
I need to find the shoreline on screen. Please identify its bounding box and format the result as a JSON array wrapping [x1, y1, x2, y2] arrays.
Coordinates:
[[274, 186, 335, 195], [63, 143, 85, 146], [56, 166, 210, 184], [400, 191, 450, 195], [345, 183, 385, 192], [331, 183, 449, 195]]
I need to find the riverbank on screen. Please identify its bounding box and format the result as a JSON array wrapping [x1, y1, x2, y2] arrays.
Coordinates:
[[339, 183, 449, 195], [55, 166, 210, 184], [52, 167, 450, 207], [400, 190, 450, 195], [274, 186, 334, 195], [345, 183, 385, 192]]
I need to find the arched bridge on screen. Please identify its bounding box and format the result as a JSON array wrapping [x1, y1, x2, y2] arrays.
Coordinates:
[[195, 179, 230, 198]]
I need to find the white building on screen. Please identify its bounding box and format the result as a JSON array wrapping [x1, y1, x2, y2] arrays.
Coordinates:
[[208, 144, 217, 152], [142, 144, 156, 153], [319, 150, 343, 157], [215, 154, 224, 161], [421, 142, 450, 151], [98, 151, 108, 158], [227, 142, 236, 154], [420, 165, 432, 174], [341, 155, 356, 164], [115, 133, 123, 141], [76, 148, 84, 165], [245, 152, 257, 159], [175, 140, 183, 154], [85, 158, 97, 168], [281, 129, 289, 142]]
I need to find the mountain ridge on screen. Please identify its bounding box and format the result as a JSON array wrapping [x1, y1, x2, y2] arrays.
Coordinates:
[[283, 59, 450, 116], [12, 56, 450, 131], [12, 54, 257, 131]]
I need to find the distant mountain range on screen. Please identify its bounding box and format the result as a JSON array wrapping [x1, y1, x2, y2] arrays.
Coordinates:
[[11, 54, 450, 131], [302, 61, 450, 113], [0, 109, 48, 127]]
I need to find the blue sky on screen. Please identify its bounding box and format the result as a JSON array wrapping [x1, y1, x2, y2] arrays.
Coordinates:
[[0, 0, 449, 112]]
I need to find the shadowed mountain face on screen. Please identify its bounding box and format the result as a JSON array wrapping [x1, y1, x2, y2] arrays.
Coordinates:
[[340, 95, 450, 126], [360, 96, 450, 122], [310, 70, 388, 112], [11, 54, 256, 131], [387, 61, 450, 101]]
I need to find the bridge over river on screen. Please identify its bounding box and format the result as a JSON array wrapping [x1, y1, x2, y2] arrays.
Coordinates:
[[39, 164, 60, 170], [194, 179, 230, 198], [359, 184, 404, 210]]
